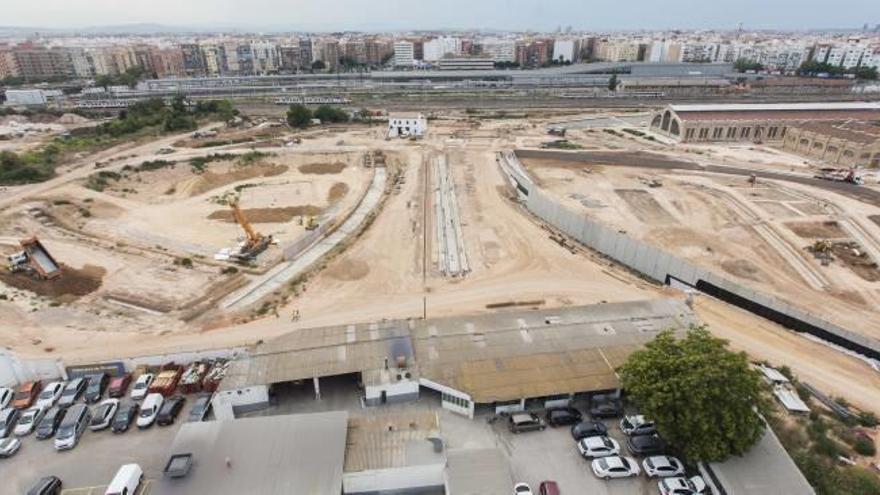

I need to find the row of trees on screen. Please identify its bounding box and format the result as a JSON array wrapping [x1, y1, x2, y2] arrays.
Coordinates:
[[286, 104, 351, 128], [734, 57, 878, 80]]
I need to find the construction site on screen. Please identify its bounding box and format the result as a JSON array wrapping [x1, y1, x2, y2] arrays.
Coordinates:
[[1, 102, 880, 416]]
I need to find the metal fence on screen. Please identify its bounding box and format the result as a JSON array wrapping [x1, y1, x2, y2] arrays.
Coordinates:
[[504, 153, 880, 361]]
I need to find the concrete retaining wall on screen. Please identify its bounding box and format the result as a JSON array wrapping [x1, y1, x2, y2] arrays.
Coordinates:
[[505, 152, 880, 361]]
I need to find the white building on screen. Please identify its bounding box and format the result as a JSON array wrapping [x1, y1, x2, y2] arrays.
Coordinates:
[[393, 41, 415, 67], [388, 113, 427, 138], [552, 39, 576, 63], [480, 39, 516, 63], [422, 37, 460, 62]]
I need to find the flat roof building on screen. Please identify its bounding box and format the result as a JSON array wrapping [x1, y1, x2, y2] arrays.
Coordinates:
[[152, 411, 348, 495]]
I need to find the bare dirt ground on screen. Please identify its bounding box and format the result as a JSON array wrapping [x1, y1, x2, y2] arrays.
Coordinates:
[[523, 157, 880, 341]]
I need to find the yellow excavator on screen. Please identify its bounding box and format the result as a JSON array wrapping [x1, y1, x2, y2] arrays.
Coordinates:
[[230, 201, 272, 262]]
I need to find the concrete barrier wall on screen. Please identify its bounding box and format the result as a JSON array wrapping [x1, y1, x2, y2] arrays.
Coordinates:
[[506, 158, 880, 360]]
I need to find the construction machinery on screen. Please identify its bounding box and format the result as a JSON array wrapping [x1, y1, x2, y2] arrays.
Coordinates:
[[229, 201, 272, 262], [814, 167, 864, 185], [6, 236, 62, 279], [304, 216, 319, 231]]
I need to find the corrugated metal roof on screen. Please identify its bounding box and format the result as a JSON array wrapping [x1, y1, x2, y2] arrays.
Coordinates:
[[344, 411, 442, 473], [669, 102, 880, 112]]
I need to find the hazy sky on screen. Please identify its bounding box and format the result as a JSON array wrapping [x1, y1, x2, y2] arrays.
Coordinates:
[[4, 0, 879, 31]]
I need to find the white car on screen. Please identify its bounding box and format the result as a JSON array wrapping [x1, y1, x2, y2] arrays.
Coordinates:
[[36, 381, 65, 409], [577, 435, 620, 458], [130, 374, 154, 400], [0, 436, 21, 458], [136, 393, 164, 429], [513, 483, 533, 495], [0, 388, 12, 409], [643, 455, 685, 478], [13, 406, 46, 437], [658, 476, 707, 495], [591, 455, 641, 479], [89, 398, 119, 431]]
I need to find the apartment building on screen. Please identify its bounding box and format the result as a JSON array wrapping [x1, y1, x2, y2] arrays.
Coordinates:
[[393, 41, 415, 67], [479, 39, 516, 63], [11, 45, 72, 81]]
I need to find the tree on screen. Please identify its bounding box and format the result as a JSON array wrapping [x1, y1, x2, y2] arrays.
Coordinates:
[[313, 105, 349, 124], [734, 58, 764, 73], [608, 73, 619, 91], [619, 326, 765, 462], [852, 66, 878, 80], [286, 104, 312, 128], [311, 60, 326, 71]]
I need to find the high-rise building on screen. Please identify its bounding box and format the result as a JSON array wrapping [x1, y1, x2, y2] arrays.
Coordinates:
[[393, 41, 414, 67], [298, 39, 314, 68], [180, 44, 207, 77], [12, 45, 72, 81], [0, 46, 19, 79], [480, 39, 516, 63]]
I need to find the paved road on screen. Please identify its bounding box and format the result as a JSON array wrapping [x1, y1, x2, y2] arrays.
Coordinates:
[[515, 149, 880, 208]]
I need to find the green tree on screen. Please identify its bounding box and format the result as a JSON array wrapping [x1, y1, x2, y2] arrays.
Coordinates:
[[608, 73, 619, 91], [734, 58, 764, 72], [311, 60, 326, 71], [314, 105, 349, 124], [286, 104, 312, 128], [619, 326, 765, 462]]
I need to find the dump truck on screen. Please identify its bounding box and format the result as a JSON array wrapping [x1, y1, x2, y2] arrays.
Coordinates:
[[148, 363, 183, 397], [7, 237, 62, 280], [814, 167, 864, 185]]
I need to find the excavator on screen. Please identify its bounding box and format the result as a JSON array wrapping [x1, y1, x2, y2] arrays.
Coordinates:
[[230, 201, 272, 262]]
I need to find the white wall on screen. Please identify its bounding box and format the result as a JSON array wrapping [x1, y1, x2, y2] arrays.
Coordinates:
[[212, 385, 270, 420], [343, 464, 445, 494], [0, 349, 64, 387], [419, 378, 474, 418], [365, 377, 419, 402]]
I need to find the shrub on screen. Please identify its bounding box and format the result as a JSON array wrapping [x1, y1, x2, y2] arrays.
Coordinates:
[[858, 411, 879, 428], [853, 436, 876, 456]]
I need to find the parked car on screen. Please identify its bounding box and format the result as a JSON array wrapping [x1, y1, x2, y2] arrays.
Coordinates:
[[187, 393, 212, 422], [570, 420, 609, 440], [643, 455, 685, 478], [0, 407, 20, 438], [591, 455, 641, 479], [508, 413, 546, 433], [0, 387, 12, 409], [35, 406, 66, 440], [626, 434, 668, 456], [36, 381, 65, 409], [577, 435, 620, 458], [130, 374, 154, 400], [105, 463, 143, 495], [513, 482, 533, 495], [589, 399, 622, 419], [12, 380, 42, 409], [137, 393, 164, 429], [107, 374, 132, 398], [157, 395, 185, 426], [89, 399, 119, 431], [112, 401, 139, 433], [84, 374, 110, 404], [620, 415, 656, 436], [14, 405, 46, 436], [545, 407, 582, 427], [658, 476, 707, 495], [538, 481, 560, 495], [54, 404, 91, 451], [27, 476, 63, 495], [57, 378, 87, 408], [0, 436, 21, 457]]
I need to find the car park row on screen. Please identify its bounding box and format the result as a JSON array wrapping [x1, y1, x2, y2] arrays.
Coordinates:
[[504, 397, 707, 495], [0, 360, 223, 494]]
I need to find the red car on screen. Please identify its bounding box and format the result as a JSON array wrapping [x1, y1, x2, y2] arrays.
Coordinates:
[[539, 481, 560, 495], [12, 380, 42, 409], [108, 374, 133, 398]]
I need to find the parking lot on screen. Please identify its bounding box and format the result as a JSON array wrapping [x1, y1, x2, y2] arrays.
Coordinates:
[[3, 400, 185, 494]]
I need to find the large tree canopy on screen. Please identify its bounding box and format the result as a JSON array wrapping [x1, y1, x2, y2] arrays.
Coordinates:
[[619, 326, 765, 462]]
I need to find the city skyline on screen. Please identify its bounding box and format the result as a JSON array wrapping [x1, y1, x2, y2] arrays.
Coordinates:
[[2, 0, 879, 32]]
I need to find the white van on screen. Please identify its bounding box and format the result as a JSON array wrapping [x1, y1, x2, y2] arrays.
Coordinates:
[[105, 463, 143, 495]]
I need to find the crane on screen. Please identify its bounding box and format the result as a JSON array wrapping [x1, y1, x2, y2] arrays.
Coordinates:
[[230, 201, 272, 262]]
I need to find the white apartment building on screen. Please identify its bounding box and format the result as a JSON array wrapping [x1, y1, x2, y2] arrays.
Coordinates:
[[552, 39, 576, 63], [252, 41, 280, 74], [393, 41, 415, 67], [480, 39, 515, 62], [423, 37, 461, 62], [387, 113, 427, 138]]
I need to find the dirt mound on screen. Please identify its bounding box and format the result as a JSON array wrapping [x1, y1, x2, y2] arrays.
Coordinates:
[[208, 205, 322, 223], [299, 162, 347, 174], [328, 182, 350, 203], [721, 259, 762, 281], [56, 113, 90, 125], [185, 164, 288, 197], [324, 259, 370, 281], [787, 221, 846, 239], [0, 263, 105, 301]]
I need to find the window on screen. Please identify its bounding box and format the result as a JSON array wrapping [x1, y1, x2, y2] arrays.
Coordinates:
[[768, 127, 778, 138], [726, 127, 736, 139], [713, 127, 723, 139], [685, 128, 695, 140], [740, 127, 750, 138], [699, 128, 709, 139], [813, 142, 824, 150], [827, 146, 839, 154]]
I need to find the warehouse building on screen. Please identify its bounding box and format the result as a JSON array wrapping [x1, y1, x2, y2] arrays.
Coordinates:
[[215, 299, 695, 420], [650, 102, 880, 143], [781, 121, 880, 168]]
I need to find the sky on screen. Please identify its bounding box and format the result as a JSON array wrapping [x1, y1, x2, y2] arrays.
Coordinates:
[[3, 0, 879, 31]]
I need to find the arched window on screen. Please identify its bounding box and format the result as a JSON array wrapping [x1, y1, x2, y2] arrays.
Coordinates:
[[651, 114, 662, 128], [670, 119, 680, 136], [661, 111, 672, 132]]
